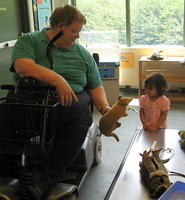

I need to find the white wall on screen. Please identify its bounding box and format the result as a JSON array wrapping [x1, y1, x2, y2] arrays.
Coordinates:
[[88, 46, 185, 88], [120, 46, 185, 88]]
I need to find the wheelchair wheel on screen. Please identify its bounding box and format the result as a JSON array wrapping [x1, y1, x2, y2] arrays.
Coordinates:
[[93, 135, 102, 165]]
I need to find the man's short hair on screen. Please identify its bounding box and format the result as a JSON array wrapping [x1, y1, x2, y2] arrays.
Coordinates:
[[50, 5, 86, 28]]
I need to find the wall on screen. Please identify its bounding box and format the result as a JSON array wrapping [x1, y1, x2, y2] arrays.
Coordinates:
[[120, 46, 185, 88], [0, 0, 21, 42], [0, 0, 29, 42], [0, 0, 29, 96], [87, 46, 185, 88]]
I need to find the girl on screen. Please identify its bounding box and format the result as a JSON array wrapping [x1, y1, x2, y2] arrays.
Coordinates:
[[139, 72, 170, 132]]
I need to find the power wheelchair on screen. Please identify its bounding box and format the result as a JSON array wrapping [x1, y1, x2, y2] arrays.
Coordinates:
[[0, 77, 102, 200]]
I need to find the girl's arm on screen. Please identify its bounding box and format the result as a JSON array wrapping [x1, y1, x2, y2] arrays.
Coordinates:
[[148, 110, 168, 131], [154, 110, 168, 129], [149, 97, 170, 131], [140, 108, 149, 129]]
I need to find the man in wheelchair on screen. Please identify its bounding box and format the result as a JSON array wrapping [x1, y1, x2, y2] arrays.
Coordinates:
[[0, 4, 110, 200]]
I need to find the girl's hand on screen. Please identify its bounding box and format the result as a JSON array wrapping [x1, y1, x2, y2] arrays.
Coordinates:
[[143, 123, 150, 130], [143, 123, 158, 132], [148, 124, 158, 132]]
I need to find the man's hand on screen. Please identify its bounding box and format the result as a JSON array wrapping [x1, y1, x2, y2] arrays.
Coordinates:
[[100, 105, 111, 115], [55, 77, 78, 106], [14, 58, 78, 107]]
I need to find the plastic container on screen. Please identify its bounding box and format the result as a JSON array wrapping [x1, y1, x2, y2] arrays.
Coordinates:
[[158, 181, 185, 200]]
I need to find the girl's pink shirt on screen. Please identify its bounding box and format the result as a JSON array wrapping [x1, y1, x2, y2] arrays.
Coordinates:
[[139, 94, 170, 128]]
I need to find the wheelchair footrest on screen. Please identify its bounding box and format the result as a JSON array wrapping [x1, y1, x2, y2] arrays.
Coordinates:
[[46, 183, 78, 200], [0, 178, 18, 200]]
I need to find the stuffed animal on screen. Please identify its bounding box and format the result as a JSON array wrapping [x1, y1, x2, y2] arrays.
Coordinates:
[[178, 130, 185, 150], [99, 96, 132, 142], [139, 149, 171, 198], [178, 130, 185, 139]]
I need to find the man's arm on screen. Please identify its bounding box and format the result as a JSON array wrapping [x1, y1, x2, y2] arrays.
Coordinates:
[[14, 58, 78, 106], [88, 86, 111, 115]]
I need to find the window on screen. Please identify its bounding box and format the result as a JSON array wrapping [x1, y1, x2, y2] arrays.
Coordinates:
[[77, 0, 126, 46], [76, 0, 184, 46], [131, 0, 184, 45], [79, 30, 119, 47]]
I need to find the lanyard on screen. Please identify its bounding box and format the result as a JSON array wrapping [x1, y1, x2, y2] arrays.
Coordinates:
[[46, 31, 64, 69]]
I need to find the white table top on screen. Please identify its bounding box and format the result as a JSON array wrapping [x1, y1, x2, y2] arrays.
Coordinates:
[[105, 128, 185, 200]]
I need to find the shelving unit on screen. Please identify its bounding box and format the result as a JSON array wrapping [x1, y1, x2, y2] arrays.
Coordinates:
[[139, 56, 185, 101]]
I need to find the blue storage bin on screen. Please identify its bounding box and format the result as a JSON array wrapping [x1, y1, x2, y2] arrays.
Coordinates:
[[158, 181, 185, 200]]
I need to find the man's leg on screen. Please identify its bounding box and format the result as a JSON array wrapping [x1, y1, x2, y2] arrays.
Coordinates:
[[45, 90, 93, 177], [29, 91, 93, 199]]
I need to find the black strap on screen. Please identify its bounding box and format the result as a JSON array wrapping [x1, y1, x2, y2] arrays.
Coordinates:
[[46, 31, 64, 69]]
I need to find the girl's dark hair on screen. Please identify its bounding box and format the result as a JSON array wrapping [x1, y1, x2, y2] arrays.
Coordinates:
[[144, 72, 167, 96]]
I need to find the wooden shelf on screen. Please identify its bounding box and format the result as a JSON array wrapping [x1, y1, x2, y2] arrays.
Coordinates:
[[166, 92, 185, 101], [139, 56, 185, 62], [139, 56, 185, 101], [141, 75, 185, 82]]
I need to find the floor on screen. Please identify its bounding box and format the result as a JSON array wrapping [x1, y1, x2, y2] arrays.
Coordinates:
[[78, 88, 185, 200]]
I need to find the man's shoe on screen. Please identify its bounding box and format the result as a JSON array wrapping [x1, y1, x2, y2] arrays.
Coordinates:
[[28, 172, 57, 200], [28, 185, 43, 200]]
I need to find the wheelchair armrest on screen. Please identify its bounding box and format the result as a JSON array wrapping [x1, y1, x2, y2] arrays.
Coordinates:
[[0, 85, 15, 90], [0, 84, 55, 91], [0, 99, 60, 109]]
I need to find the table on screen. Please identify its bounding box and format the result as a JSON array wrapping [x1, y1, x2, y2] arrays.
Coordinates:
[[105, 128, 185, 200]]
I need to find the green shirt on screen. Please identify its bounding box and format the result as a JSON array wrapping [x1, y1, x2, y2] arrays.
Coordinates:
[[10, 29, 102, 93]]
